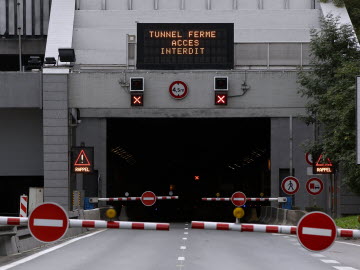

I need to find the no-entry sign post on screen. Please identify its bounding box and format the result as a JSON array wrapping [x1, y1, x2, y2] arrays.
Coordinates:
[[28, 203, 69, 243], [297, 211, 337, 252], [231, 192, 247, 207], [141, 191, 157, 206]]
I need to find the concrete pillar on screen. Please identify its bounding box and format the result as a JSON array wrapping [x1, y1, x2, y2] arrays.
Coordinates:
[[43, 74, 70, 210]]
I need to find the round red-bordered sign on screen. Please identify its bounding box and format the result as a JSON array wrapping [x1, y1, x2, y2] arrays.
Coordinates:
[[28, 202, 69, 243], [305, 152, 314, 166], [297, 211, 337, 252], [306, 178, 324, 196], [231, 191, 247, 207], [281, 176, 300, 195], [169, 81, 188, 99], [141, 191, 157, 207]]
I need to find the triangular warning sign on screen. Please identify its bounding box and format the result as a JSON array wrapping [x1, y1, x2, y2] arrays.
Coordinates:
[[315, 154, 333, 167], [74, 150, 91, 166]]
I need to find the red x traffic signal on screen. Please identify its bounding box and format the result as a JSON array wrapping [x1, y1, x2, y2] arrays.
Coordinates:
[[215, 92, 228, 105], [131, 94, 143, 106]]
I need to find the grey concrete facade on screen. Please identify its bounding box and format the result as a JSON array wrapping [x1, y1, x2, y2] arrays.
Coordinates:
[[0, 0, 359, 216], [0, 109, 43, 176], [0, 72, 42, 108]]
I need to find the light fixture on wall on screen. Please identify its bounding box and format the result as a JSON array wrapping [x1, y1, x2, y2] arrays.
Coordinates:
[[58, 48, 76, 64]]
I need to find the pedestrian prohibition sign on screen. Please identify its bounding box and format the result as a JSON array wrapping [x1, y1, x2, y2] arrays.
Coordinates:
[[306, 178, 324, 196], [281, 176, 300, 195], [141, 191, 157, 206], [231, 192, 247, 207], [28, 203, 69, 243], [297, 211, 337, 252]]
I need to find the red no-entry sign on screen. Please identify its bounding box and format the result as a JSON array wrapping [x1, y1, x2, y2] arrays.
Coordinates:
[[231, 192, 246, 207], [28, 203, 69, 243], [141, 191, 157, 206], [297, 212, 337, 252]]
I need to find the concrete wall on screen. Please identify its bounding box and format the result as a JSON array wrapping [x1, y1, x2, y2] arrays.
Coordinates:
[[0, 109, 43, 176], [270, 118, 329, 212], [0, 72, 42, 108], [77, 0, 316, 10], [70, 71, 306, 118], [73, 9, 319, 65]]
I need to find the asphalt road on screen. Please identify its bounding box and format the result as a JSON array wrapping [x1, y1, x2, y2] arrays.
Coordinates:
[[0, 223, 359, 270]]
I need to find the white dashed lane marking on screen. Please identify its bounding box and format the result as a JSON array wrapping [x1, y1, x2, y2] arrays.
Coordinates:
[[178, 257, 185, 261], [180, 246, 186, 250], [182, 238, 187, 240], [311, 254, 326, 258], [333, 267, 359, 270], [321, 260, 340, 264]]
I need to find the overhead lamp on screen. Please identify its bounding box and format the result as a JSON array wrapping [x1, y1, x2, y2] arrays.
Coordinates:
[[26, 56, 42, 70], [58, 48, 76, 63]]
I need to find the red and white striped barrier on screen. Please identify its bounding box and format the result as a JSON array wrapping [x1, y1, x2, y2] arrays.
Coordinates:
[[0, 217, 28, 226], [191, 221, 360, 239], [98, 197, 141, 201], [157, 196, 179, 200], [192, 221, 297, 234], [69, 220, 169, 231], [247, 198, 287, 202], [202, 198, 230, 201], [0, 216, 169, 231], [19, 195, 28, 217], [98, 196, 179, 202], [202, 197, 286, 203], [338, 229, 360, 238]]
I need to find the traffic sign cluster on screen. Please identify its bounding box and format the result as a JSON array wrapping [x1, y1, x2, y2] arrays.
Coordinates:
[[281, 176, 324, 196]]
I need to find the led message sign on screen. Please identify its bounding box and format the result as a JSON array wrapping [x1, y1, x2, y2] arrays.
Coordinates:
[[137, 23, 234, 70], [71, 147, 94, 174]]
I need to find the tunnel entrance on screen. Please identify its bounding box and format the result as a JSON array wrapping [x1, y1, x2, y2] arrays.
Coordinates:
[[107, 118, 270, 222]]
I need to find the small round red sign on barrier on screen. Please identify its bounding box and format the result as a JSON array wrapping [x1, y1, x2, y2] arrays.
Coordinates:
[[141, 191, 157, 206], [231, 192, 247, 207]]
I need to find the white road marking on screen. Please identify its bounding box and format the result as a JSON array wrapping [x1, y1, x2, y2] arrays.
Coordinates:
[[34, 219, 63, 227], [335, 241, 360, 247], [178, 257, 185, 261], [182, 238, 187, 240], [0, 230, 104, 270], [311, 254, 326, 258], [184, 228, 188, 230], [333, 267, 359, 270], [180, 246, 186, 250], [184, 232, 188, 235], [302, 227, 332, 237], [321, 260, 340, 264]]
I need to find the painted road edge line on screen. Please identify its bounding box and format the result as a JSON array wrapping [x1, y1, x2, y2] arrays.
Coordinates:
[[335, 241, 360, 247], [0, 230, 105, 270]]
